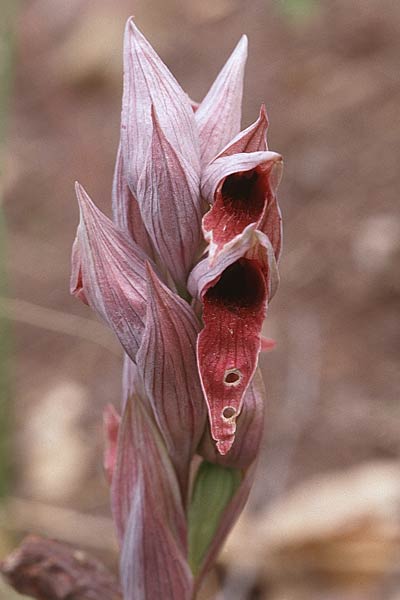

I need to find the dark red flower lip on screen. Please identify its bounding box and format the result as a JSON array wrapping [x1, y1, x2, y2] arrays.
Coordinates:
[[197, 258, 267, 454]]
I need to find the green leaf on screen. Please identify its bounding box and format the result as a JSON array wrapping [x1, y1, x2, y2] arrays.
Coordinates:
[[188, 461, 242, 575]]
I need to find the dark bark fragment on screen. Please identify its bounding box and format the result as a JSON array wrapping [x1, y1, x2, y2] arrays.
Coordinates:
[[0, 535, 122, 600]]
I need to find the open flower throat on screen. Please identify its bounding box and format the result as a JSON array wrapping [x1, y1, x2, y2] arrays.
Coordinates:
[[205, 259, 266, 310], [204, 166, 270, 249]]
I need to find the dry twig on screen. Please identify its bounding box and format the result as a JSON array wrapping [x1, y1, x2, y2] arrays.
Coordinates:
[[0, 296, 119, 354]]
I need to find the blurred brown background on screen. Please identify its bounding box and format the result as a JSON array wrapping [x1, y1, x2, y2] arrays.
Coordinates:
[[1, 0, 400, 598]]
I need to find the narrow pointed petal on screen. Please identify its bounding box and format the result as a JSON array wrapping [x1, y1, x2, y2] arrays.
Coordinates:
[[195, 36, 248, 165], [201, 151, 283, 261], [112, 143, 155, 259], [136, 108, 203, 287], [70, 183, 149, 362], [198, 369, 265, 469], [113, 398, 192, 599], [103, 403, 121, 485], [111, 396, 187, 548], [122, 18, 199, 196], [136, 264, 206, 491], [216, 104, 269, 157]]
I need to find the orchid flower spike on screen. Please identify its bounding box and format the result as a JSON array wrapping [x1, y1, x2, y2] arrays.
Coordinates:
[[71, 17, 283, 600]]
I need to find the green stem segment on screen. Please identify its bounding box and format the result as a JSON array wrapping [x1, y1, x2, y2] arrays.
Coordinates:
[[188, 460, 242, 576]]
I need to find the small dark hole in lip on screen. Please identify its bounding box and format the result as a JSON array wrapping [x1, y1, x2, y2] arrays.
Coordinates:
[[222, 406, 236, 419], [225, 372, 240, 384], [224, 368, 242, 386]]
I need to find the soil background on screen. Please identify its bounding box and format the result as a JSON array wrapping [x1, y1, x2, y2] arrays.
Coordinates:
[[2, 1, 400, 598]]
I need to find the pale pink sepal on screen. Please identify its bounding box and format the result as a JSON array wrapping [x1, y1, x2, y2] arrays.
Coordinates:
[[112, 143, 155, 260], [121, 476, 193, 600], [70, 182, 149, 362], [113, 397, 192, 599], [135, 108, 203, 287], [111, 396, 187, 548], [195, 36, 248, 165], [216, 104, 269, 158], [201, 150, 283, 262], [136, 264, 206, 492], [103, 403, 121, 485], [199, 369, 265, 470], [121, 18, 200, 196]]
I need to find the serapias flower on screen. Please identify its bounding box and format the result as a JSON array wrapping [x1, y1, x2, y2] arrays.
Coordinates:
[[71, 17, 283, 600]]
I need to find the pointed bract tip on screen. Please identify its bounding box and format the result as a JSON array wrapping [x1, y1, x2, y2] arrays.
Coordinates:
[[126, 15, 138, 35], [74, 181, 89, 219], [74, 181, 88, 205], [238, 34, 248, 52], [223, 34, 248, 67], [124, 16, 132, 35], [124, 17, 148, 56], [74, 182, 97, 223], [125, 16, 152, 51], [259, 103, 269, 124], [74, 180, 85, 201], [228, 34, 248, 64]]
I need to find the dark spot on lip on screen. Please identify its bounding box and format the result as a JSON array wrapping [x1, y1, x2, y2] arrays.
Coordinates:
[[222, 406, 236, 419]]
